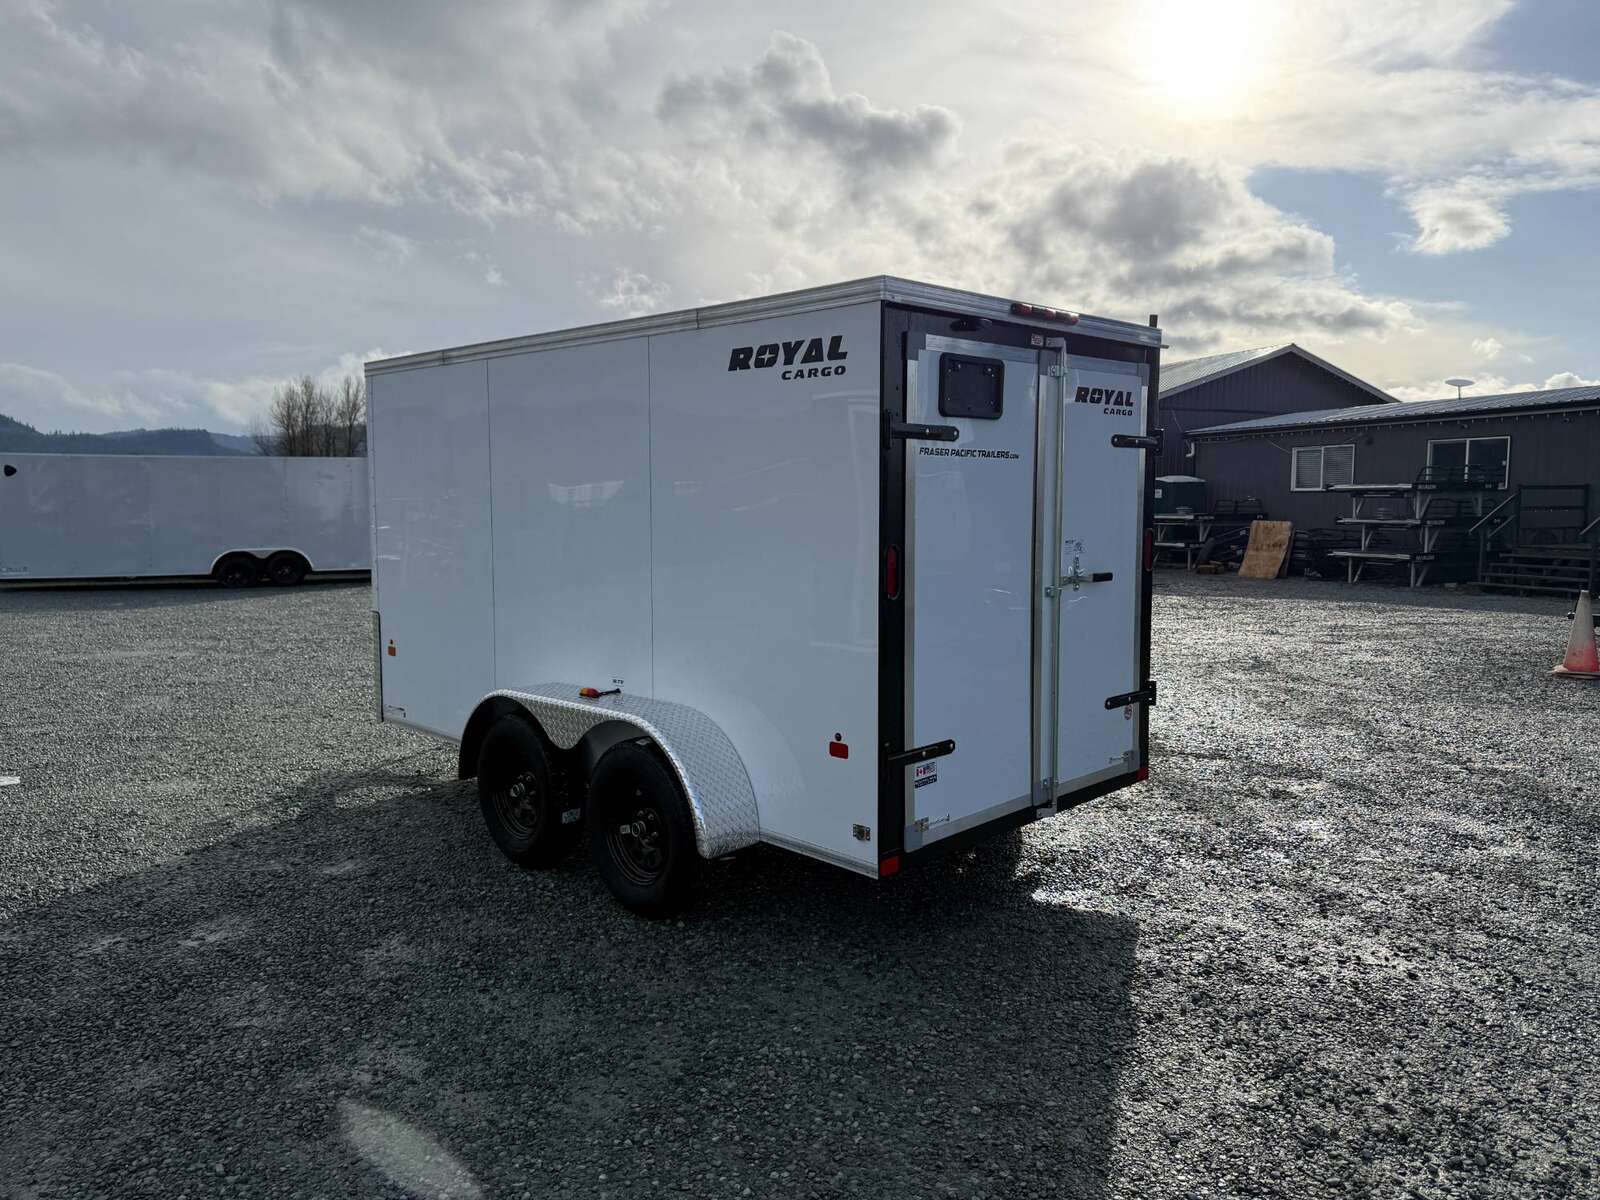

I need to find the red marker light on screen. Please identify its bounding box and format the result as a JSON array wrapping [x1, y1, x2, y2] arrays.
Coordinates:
[[885, 544, 900, 600], [1136, 766, 1150, 782], [1009, 301, 1080, 325], [1143, 528, 1155, 571], [879, 853, 901, 878], [829, 740, 849, 759]]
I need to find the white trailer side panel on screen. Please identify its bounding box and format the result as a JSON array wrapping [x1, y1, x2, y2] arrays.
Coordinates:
[[0, 454, 367, 580], [370, 362, 495, 737], [278, 457, 371, 571], [0, 455, 152, 578], [488, 341, 653, 695], [648, 302, 881, 870]]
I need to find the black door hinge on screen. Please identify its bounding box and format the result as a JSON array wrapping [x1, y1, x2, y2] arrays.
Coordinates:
[[1104, 683, 1157, 710], [886, 413, 960, 444], [1111, 430, 1163, 452], [887, 739, 956, 769]]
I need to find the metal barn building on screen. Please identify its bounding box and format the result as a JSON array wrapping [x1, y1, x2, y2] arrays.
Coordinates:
[[1154, 343, 1394, 480], [1189, 384, 1600, 590]]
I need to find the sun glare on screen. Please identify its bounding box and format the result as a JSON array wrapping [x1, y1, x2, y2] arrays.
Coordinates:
[[1143, 0, 1270, 116]]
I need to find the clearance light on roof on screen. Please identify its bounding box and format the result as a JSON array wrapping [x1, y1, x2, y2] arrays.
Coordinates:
[[1010, 301, 1080, 325]]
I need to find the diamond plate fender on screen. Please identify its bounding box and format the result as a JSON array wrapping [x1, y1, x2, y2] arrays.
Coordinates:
[[485, 684, 761, 859]]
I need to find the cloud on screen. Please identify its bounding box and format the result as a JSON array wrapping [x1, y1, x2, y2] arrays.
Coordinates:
[[658, 32, 958, 175], [1388, 369, 1600, 401], [0, 363, 167, 431], [356, 227, 418, 263], [0, 2, 1596, 437], [592, 268, 671, 316], [1471, 336, 1504, 361], [0, 353, 391, 435], [1405, 185, 1512, 254]]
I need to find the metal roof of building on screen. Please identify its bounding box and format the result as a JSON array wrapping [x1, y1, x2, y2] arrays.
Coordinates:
[[1191, 384, 1600, 436], [1160, 343, 1395, 404]]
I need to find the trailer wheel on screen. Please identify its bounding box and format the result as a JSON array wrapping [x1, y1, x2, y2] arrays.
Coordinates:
[[215, 554, 259, 588], [587, 741, 700, 914], [477, 717, 579, 868], [264, 551, 309, 587]]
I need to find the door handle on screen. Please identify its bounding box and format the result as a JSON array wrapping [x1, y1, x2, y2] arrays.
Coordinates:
[[1060, 569, 1114, 590]]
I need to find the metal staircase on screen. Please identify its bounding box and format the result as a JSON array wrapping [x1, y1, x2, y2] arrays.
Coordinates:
[[1473, 485, 1599, 594]]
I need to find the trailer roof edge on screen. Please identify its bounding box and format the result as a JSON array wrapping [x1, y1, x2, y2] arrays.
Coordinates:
[[364, 276, 1162, 376]]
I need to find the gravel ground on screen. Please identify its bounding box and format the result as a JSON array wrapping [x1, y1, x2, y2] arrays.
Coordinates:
[[1, 576, 1596, 1199]]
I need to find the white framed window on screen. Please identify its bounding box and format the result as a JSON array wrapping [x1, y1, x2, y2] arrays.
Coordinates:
[[1427, 436, 1511, 489], [1291, 443, 1356, 491]]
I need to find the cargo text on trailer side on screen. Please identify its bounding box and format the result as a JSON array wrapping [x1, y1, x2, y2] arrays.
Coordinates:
[[366, 276, 1161, 913]]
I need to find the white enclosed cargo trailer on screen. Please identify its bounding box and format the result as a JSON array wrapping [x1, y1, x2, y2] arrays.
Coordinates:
[[368, 276, 1161, 911], [0, 453, 369, 586]]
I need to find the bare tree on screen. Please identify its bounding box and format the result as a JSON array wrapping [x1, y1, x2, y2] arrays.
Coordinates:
[[252, 373, 365, 457], [247, 414, 281, 456], [333, 374, 366, 456]]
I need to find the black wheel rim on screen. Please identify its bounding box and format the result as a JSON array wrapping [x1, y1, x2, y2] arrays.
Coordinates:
[[270, 561, 297, 584], [222, 563, 251, 586], [491, 768, 543, 840], [605, 791, 666, 886]]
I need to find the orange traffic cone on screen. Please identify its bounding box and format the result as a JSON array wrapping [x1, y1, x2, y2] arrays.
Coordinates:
[[1552, 590, 1600, 679]]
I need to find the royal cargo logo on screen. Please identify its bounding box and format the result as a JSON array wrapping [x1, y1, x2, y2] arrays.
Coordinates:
[[1074, 385, 1136, 416], [728, 335, 848, 381]]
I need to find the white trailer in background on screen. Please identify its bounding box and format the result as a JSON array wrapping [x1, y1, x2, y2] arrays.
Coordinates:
[[0, 453, 369, 586], [367, 276, 1161, 912]]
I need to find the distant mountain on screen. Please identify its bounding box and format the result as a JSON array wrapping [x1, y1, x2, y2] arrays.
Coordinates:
[[0, 413, 257, 456], [210, 432, 260, 455]]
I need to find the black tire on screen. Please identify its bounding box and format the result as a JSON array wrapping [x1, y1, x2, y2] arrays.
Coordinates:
[[587, 741, 701, 914], [215, 554, 259, 588], [477, 717, 580, 868], [264, 551, 309, 587]]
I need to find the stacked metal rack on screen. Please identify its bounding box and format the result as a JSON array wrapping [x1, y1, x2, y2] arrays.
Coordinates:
[[1153, 498, 1265, 569], [1326, 466, 1498, 587]]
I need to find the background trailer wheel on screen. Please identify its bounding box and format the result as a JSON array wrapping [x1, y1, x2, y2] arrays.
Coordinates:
[[476, 716, 581, 868], [264, 551, 309, 586], [214, 553, 259, 588], [587, 741, 701, 914]]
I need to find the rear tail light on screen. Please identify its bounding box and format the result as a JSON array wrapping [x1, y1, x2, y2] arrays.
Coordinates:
[[1010, 301, 1080, 325], [885, 544, 901, 600], [1143, 528, 1155, 571], [1136, 766, 1150, 782], [879, 853, 901, 878]]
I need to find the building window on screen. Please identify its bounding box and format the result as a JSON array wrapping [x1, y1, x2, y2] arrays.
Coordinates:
[[1427, 436, 1510, 489], [1291, 444, 1356, 491]]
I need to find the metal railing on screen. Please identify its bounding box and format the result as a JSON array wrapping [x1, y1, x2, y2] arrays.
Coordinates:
[[1473, 485, 1596, 589], [1471, 490, 1521, 582], [1582, 513, 1600, 594]]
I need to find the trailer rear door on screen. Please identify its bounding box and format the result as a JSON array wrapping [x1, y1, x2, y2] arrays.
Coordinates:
[[1045, 354, 1148, 796], [902, 339, 1147, 850], [903, 337, 1042, 847]]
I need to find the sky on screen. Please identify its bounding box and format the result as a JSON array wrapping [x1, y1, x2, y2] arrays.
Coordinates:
[[1, 0, 1597, 434]]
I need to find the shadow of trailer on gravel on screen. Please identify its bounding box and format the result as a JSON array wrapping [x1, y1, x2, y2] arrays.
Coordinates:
[[0, 770, 1138, 1200]]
